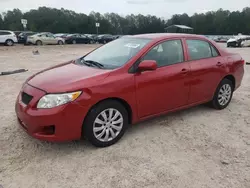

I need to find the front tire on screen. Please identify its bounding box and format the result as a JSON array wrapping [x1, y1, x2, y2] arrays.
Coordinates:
[[5, 39, 14, 46], [211, 79, 233, 110], [83, 100, 128, 147], [36, 40, 42, 46], [58, 40, 64, 45]]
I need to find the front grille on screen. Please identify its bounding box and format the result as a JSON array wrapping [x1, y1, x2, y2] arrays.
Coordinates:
[[21, 92, 33, 105]]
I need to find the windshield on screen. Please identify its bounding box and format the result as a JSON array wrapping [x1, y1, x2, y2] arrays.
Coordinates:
[[82, 37, 151, 69]]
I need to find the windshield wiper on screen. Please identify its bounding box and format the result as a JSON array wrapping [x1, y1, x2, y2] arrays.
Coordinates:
[[81, 59, 104, 69]]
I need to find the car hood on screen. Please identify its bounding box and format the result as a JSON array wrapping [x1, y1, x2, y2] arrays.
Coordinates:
[[227, 38, 237, 43], [28, 60, 111, 93]]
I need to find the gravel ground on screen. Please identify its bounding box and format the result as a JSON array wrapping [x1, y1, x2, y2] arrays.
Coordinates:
[[0, 44, 249, 188]]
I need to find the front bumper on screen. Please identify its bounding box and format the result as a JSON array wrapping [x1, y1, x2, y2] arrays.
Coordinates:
[[15, 84, 89, 142], [227, 41, 237, 47]]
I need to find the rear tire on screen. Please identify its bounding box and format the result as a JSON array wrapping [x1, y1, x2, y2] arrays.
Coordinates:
[[72, 40, 76, 44], [83, 100, 128, 147], [5, 39, 14, 46], [36, 40, 42, 46], [210, 79, 233, 110]]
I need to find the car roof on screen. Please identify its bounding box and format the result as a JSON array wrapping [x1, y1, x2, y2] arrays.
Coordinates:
[[0, 30, 13, 32], [19, 31, 35, 34], [35, 32, 52, 35], [129, 33, 208, 40]]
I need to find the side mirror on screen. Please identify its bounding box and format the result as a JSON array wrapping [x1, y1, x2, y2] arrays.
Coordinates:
[[138, 60, 157, 72]]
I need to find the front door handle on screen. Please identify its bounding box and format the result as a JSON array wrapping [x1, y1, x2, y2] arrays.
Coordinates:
[[216, 62, 223, 67]]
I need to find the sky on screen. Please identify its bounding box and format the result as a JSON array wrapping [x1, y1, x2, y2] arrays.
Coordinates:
[[0, 0, 249, 18]]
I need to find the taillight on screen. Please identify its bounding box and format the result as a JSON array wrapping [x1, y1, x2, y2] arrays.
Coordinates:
[[240, 59, 245, 65]]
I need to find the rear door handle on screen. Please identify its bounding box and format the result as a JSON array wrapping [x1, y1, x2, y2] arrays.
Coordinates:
[[181, 68, 189, 74], [216, 62, 223, 67]]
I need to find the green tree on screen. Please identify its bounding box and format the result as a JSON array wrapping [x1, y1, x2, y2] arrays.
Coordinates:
[[3, 9, 23, 30], [0, 14, 4, 29], [1, 6, 250, 35]]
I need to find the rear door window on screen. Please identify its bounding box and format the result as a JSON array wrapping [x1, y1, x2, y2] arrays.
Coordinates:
[[187, 40, 213, 60]]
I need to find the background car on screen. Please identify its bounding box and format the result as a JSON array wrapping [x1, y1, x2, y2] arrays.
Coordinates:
[[85, 34, 98, 42], [54, 33, 69, 38], [18, 32, 37, 44], [227, 35, 250, 47], [65, 34, 94, 44], [0, 30, 18, 46], [214, 36, 230, 43], [227, 37, 239, 47], [240, 37, 250, 47], [96, 34, 114, 44], [27, 33, 65, 45], [113, 35, 124, 39]]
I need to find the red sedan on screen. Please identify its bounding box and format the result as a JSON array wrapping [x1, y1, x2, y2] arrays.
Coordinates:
[[15, 33, 245, 147]]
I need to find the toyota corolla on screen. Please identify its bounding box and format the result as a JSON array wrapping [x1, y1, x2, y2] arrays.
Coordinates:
[[15, 33, 244, 147]]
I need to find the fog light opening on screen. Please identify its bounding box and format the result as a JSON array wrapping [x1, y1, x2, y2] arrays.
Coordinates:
[[42, 125, 55, 135]]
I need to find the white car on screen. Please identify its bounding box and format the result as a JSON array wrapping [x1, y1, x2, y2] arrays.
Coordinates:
[[227, 34, 250, 47], [0, 30, 18, 46], [241, 37, 250, 47]]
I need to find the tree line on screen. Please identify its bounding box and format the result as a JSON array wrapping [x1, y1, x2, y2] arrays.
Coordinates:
[[0, 7, 250, 35]]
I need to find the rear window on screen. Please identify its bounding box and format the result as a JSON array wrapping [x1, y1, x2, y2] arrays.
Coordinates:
[[0, 31, 11, 35]]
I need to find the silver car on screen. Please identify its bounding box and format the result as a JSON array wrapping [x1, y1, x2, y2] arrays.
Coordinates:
[[27, 33, 65, 45]]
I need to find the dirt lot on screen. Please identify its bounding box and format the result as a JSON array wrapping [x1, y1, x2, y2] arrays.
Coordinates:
[[0, 44, 249, 188]]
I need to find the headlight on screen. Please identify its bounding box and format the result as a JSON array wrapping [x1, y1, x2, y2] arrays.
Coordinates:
[[37, 91, 82, 109]]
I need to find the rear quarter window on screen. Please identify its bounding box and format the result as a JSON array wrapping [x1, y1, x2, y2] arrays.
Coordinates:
[[210, 45, 219, 57]]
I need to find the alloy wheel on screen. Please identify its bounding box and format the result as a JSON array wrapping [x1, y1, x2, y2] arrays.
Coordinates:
[[6, 40, 13, 46], [93, 108, 123, 142], [218, 84, 232, 106]]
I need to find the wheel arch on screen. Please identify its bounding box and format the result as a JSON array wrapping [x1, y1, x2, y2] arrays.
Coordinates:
[[212, 74, 236, 100], [5, 39, 14, 45], [83, 97, 133, 125], [81, 97, 133, 139], [5, 38, 14, 42], [36, 40, 42, 44], [223, 74, 235, 90]]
